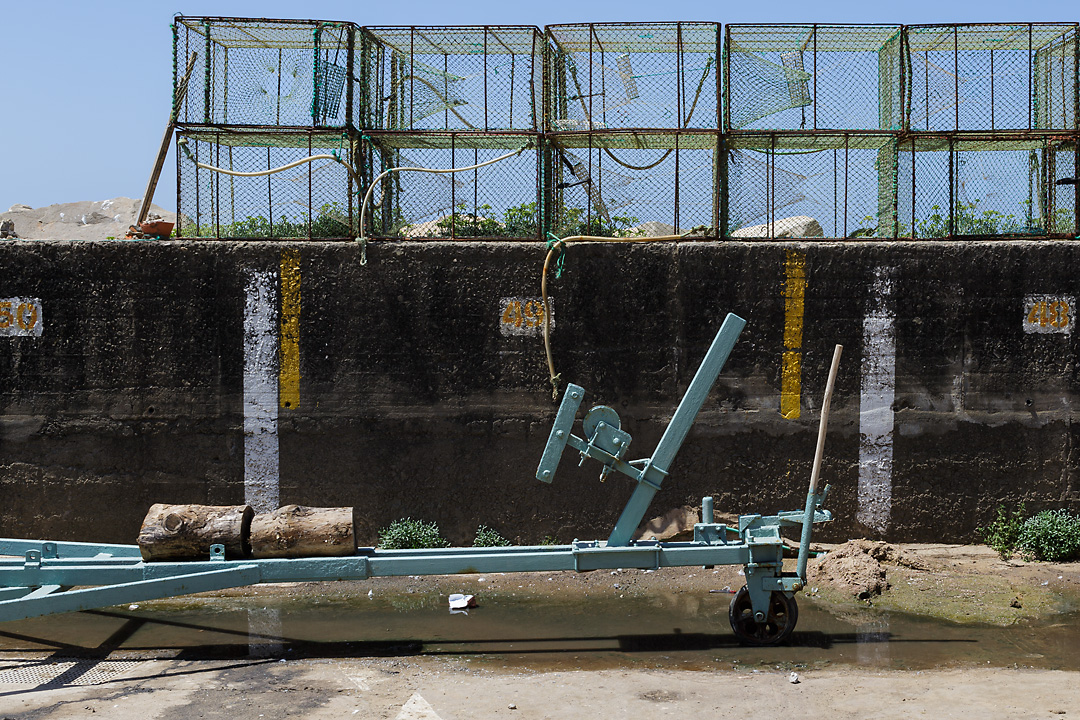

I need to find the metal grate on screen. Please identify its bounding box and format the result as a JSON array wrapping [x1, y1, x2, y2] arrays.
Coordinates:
[[359, 131, 542, 239], [547, 131, 720, 236], [896, 134, 1078, 237], [167, 17, 1080, 241], [725, 134, 898, 238], [545, 23, 720, 131], [0, 659, 143, 687], [174, 17, 357, 128]]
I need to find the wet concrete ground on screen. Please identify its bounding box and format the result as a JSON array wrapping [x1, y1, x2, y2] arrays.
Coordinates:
[[1, 579, 1078, 717], [1, 585, 1078, 671]]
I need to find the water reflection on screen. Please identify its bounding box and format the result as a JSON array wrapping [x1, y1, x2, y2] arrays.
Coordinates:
[[246, 608, 283, 658], [856, 615, 891, 666], [0, 593, 1074, 672]]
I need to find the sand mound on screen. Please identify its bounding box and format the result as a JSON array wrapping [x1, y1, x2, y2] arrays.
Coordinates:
[[808, 539, 927, 600], [0, 198, 176, 241]]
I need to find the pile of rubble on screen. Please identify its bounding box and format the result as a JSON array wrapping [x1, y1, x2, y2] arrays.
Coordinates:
[[0, 198, 177, 241]]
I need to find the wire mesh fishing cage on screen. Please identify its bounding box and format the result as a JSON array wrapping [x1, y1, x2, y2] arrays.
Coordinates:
[[168, 17, 1080, 242], [544, 23, 720, 132], [896, 134, 1078, 237], [545, 130, 720, 237], [359, 26, 544, 132], [724, 25, 904, 132], [724, 133, 899, 238], [905, 24, 1079, 132], [175, 127, 358, 239], [173, 17, 358, 128], [724, 132, 1079, 238], [358, 131, 542, 239]]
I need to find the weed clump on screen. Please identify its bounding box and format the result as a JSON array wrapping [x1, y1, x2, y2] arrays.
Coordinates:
[[977, 503, 1026, 559], [377, 518, 450, 550], [472, 525, 512, 547], [1017, 509, 1080, 562]]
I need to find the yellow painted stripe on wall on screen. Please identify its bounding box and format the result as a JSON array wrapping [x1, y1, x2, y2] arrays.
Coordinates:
[[780, 250, 806, 420], [280, 249, 301, 410]]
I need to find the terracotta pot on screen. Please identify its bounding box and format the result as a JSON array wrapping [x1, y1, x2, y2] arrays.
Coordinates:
[[139, 220, 174, 237]]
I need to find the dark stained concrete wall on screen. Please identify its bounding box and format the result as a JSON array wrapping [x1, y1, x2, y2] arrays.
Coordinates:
[[1, 239, 1078, 546]]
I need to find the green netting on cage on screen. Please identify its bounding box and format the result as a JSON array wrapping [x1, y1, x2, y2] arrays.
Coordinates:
[[727, 41, 813, 129], [546, 23, 719, 131], [387, 57, 469, 127]]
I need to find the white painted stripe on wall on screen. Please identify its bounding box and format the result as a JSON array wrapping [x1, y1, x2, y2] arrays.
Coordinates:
[[858, 266, 896, 534], [243, 269, 279, 513]]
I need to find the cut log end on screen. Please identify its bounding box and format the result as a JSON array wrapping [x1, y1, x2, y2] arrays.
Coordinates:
[[138, 503, 253, 561]]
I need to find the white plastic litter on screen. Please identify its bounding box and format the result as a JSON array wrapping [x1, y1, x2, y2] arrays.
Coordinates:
[[788, 672, 800, 684], [449, 593, 475, 610]]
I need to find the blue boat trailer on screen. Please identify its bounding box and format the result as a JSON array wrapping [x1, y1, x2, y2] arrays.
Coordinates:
[[0, 313, 838, 645]]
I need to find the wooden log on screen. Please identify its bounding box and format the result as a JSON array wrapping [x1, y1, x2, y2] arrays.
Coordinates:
[[249, 505, 355, 559], [138, 504, 253, 561]]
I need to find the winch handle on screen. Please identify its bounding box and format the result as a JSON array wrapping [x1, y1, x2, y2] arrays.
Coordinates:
[[535, 384, 585, 483]]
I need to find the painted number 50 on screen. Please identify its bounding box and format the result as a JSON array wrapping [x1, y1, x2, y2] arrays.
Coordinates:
[[0, 298, 43, 337]]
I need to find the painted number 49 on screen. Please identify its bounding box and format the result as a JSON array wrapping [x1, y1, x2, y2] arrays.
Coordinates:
[[0, 298, 43, 337], [499, 297, 552, 337]]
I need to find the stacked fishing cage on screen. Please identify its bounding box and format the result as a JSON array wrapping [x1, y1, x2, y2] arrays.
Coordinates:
[[723, 23, 1080, 238], [171, 17, 1080, 241], [358, 26, 545, 239], [544, 23, 722, 237], [723, 25, 906, 238], [899, 24, 1079, 238], [173, 17, 362, 239]]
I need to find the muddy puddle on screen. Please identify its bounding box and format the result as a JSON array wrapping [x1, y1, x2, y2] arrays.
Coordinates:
[[0, 590, 1077, 672]]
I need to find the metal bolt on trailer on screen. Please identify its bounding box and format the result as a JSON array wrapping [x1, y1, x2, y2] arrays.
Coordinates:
[[0, 313, 838, 646]]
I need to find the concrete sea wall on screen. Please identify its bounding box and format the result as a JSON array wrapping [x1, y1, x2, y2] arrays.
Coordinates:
[[1, 239, 1078, 545]]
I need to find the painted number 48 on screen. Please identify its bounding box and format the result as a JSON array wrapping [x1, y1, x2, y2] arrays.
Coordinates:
[[1024, 296, 1073, 335]]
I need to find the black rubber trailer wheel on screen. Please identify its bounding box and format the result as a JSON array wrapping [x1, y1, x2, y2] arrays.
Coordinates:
[[728, 585, 799, 646]]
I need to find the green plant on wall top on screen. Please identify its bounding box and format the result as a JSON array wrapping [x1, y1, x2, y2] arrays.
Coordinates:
[[856, 199, 1053, 238], [187, 202, 354, 239], [915, 200, 1028, 237], [432, 201, 541, 238], [423, 200, 642, 239], [436, 203, 506, 237], [555, 206, 644, 238]]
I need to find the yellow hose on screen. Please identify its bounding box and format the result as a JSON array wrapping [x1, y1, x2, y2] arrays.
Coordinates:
[[542, 233, 687, 401]]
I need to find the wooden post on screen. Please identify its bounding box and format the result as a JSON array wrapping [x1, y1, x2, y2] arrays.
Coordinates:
[[138, 503, 253, 561], [137, 52, 198, 227], [249, 505, 356, 559]]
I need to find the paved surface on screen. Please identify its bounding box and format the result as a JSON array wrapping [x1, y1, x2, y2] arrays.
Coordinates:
[[1, 655, 1079, 719]]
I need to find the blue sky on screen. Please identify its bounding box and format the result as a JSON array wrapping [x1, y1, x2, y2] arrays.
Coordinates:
[[1, 0, 1077, 212]]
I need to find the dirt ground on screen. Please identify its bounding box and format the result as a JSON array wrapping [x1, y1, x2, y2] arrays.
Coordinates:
[[1, 542, 1078, 719]]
